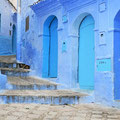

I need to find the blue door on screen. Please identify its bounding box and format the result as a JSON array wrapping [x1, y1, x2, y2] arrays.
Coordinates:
[[12, 25, 16, 54], [49, 18, 58, 77], [114, 24, 120, 100], [43, 17, 58, 78], [79, 15, 95, 90], [114, 12, 120, 100]]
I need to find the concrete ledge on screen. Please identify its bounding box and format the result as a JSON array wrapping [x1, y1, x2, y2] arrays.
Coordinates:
[[0, 90, 88, 104]]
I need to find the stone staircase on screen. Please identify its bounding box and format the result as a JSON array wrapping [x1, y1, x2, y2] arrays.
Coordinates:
[[0, 55, 30, 77], [7, 77, 57, 90], [0, 55, 87, 104]]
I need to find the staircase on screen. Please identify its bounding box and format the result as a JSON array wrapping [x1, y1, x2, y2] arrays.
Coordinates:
[[0, 55, 87, 104]]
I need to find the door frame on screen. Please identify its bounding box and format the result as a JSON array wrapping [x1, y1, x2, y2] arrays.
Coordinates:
[[78, 15, 95, 90]]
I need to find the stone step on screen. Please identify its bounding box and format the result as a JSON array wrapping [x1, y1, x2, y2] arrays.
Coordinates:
[[10, 84, 57, 90], [1, 68, 30, 77], [0, 90, 87, 104], [0, 55, 16, 63], [7, 77, 58, 90]]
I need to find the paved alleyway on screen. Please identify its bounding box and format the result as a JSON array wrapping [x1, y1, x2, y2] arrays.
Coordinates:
[[0, 103, 120, 120]]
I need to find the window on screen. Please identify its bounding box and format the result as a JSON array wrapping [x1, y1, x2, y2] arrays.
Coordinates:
[[10, 22, 12, 26], [25, 16, 29, 32], [0, 14, 1, 32], [9, 30, 11, 36]]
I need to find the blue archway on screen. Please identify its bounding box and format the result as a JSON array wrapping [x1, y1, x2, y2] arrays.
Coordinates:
[[78, 15, 95, 90], [42, 15, 58, 78], [114, 10, 120, 100]]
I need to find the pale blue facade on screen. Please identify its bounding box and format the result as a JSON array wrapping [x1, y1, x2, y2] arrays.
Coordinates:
[[15, 0, 120, 108], [0, 0, 17, 55], [0, 0, 17, 90]]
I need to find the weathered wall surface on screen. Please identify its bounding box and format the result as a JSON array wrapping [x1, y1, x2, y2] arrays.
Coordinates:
[[20, 0, 42, 76], [0, 0, 17, 55], [19, 0, 120, 108]]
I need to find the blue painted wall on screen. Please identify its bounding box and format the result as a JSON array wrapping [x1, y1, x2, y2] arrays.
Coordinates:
[[19, 0, 43, 76], [0, 72, 7, 90], [0, 0, 17, 55], [18, 0, 120, 108], [0, 35, 12, 55]]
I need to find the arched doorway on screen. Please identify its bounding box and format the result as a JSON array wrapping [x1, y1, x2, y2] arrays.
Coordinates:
[[114, 10, 120, 100], [42, 16, 58, 78], [12, 25, 16, 54], [78, 15, 95, 90]]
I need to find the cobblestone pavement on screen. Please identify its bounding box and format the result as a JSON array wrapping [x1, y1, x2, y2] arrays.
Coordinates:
[[0, 103, 120, 120]]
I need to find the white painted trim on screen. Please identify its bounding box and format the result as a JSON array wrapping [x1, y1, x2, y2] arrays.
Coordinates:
[[68, 34, 79, 38], [108, 28, 120, 32]]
